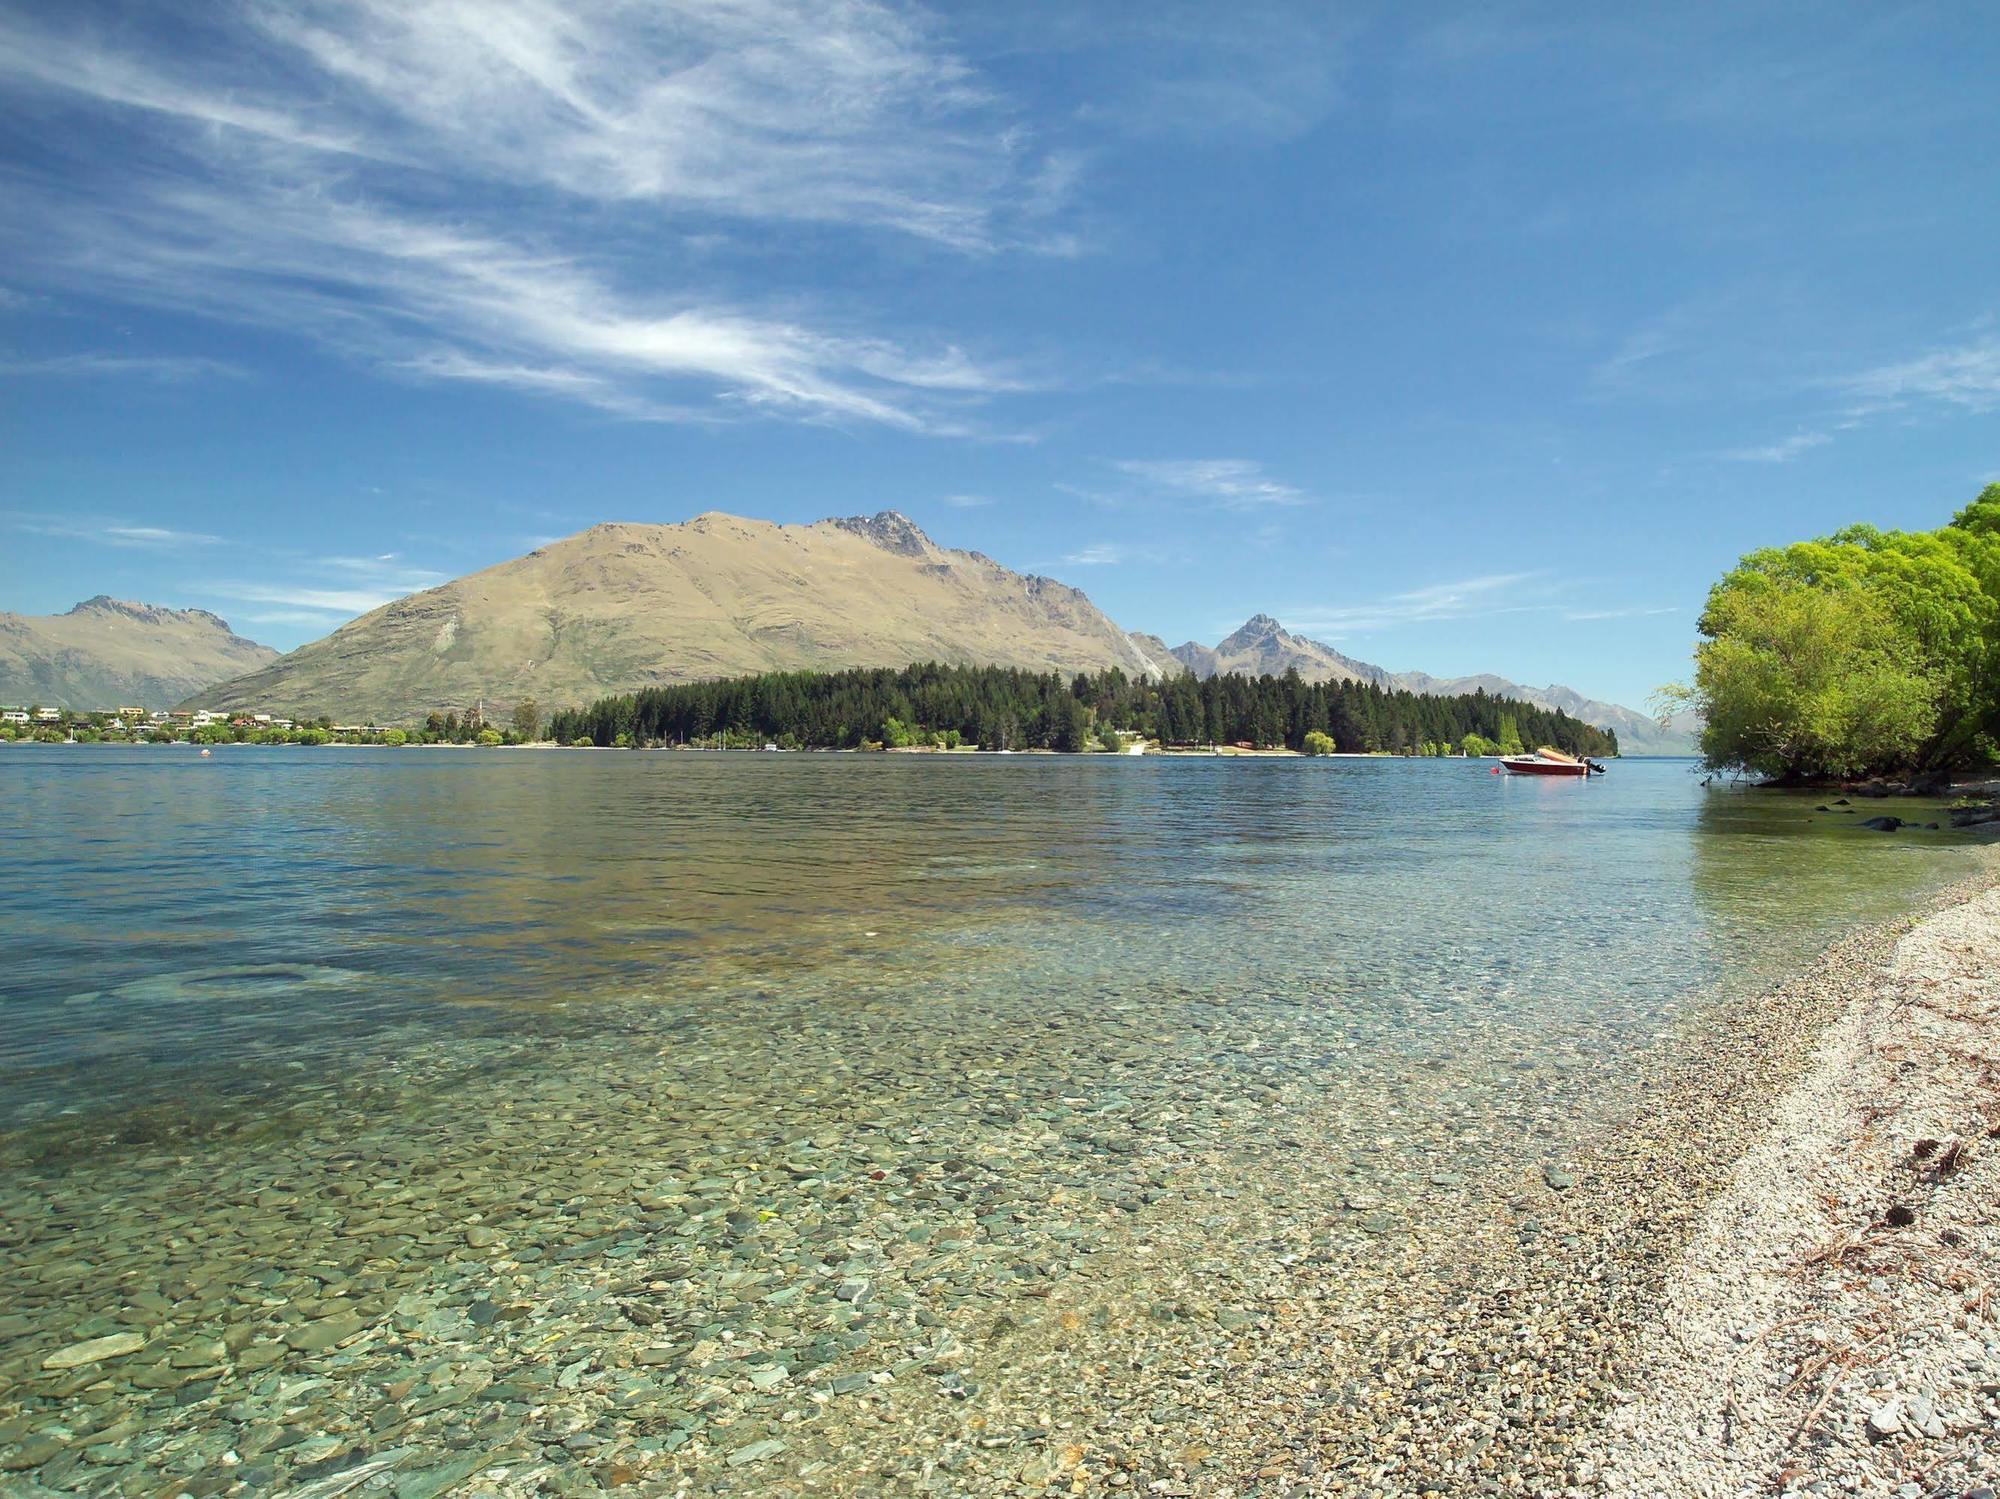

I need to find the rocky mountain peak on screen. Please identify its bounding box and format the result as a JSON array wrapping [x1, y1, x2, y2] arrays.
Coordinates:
[[66, 596, 238, 631], [830, 510, 932, 557], [1220, 613, 1285, 648], [69, 595, 151, 619]]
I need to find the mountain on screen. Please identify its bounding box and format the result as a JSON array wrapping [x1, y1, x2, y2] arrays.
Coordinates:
[[1123, 633, 1188, 680], [0, 597, 278, 710], [1170, 613, 1388, 686], [1171, 614, 1696, 755], [1388, 671, 1697, 755], [189, 511, 1177, 723]]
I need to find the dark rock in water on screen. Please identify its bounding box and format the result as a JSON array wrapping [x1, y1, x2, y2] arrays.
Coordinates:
[[1814, 805, 1831, 812], [2, 1434, 65, 1471], [1926, 822, 1940, 831], [1858, 816, 1903, 832], [1949, 804, 2000, 828], [1833, 797, 1851, 805], [1906, 769, 1952, 796]]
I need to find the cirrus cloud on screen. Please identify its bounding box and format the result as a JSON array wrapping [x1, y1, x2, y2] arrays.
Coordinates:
[[0, 0, 1075, 432]]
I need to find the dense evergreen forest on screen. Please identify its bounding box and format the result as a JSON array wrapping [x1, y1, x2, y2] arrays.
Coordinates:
[[545, 663, 1620, 756]]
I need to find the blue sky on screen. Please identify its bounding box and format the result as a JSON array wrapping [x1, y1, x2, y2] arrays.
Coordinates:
[[2, 1, 1996, 711]]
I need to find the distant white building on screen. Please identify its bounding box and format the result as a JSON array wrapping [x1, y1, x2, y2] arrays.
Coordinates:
[[2, 710, 27, 725]]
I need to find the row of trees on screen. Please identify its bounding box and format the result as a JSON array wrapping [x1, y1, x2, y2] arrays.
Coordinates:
[[415, 701, 539, 743], [545, 662, 1620, 756], [1670, 484, 2000, 780]]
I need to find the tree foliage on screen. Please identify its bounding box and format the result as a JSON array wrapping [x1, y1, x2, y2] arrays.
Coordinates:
[[1687, 580, 1936, 780], [545, 662, 1618, 757], [1677, 484, 2000, 778]]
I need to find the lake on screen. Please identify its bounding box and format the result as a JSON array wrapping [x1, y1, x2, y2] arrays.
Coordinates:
[[0, 747, 1983, 1493]]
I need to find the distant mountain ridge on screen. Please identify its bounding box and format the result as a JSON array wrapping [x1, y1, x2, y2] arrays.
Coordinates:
[[189, 511, 1181, 723], [1168, 615, 1695, 755], [0, 596, 278, 710], [1388, 670, 1696, 756], [170, 509, 1691, 749]]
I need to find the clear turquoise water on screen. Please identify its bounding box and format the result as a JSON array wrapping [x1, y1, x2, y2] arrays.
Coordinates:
[[0, 746, 1978, 1136], [0, 746, 1985, 1493]]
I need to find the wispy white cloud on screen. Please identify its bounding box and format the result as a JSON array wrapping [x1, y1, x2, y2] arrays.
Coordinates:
[[1283, 572, 1546, 636], [977, 7, 1351, 143], [1111, 458, 1309, 510], [1061, 543, 1130, 566], [7, 513, 224, 548], [235, 608, 352, 627], [0, 0, 1072, 431], [103, 525, 219, 547], [1561, 604, 1679, 622], [1840, 335, 2000, 415], [1587, 311, 1694, 395], [204, 551, 448, 620], [203, 581, 410, 615], [941, 493, 992, 508], [0, 353, 244, 381], [317, 554, 449, 591], [1282, 574, 1673, 638], [1722, 431, 1829, 463]]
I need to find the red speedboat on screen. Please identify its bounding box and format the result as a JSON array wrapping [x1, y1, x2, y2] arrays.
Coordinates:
[[1499, 748, 1600, 776]]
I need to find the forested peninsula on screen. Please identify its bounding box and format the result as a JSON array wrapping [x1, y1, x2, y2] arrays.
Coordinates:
[[545, 664, 1621, 757], [1675, 483, 2000, 781]]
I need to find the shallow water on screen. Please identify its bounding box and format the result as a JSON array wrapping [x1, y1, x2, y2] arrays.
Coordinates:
[[0, 747, 1982, 1493]]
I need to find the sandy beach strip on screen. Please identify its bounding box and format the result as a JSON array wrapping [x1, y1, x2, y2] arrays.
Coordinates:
[[1593, 875, 2000, 1496]]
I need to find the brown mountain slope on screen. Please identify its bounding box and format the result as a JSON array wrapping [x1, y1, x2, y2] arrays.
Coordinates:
[[1122, 632, 1188, 680], [0, 597, 278, 710], [189, 511, 1174, 722]]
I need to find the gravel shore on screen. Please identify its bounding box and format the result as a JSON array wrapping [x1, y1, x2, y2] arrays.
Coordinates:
[[1594, 874, 2000, 1497]]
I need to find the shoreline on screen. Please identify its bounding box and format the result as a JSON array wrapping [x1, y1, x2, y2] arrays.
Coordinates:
[[1213, 851, 2000, 1494], [1593, 863, 2000, 1494]]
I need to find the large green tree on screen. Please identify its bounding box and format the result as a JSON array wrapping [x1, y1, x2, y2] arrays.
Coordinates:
[[1677, 484, 2000, 777], [1682, 577, 1938, 780]]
